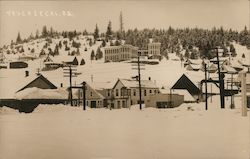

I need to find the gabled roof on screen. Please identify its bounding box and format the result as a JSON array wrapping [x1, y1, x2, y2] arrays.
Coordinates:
[[73, 82, 105, 100], [171, 74, 200, 95], [44, 55, 53, 62], [113, 78, 158, 89], [15, 87, 69, 100], [17, 74, 57, 92], [221, 65, 237, 74], [186, 64, 201, 70]]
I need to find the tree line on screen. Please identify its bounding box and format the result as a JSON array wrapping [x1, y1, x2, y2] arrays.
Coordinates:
[[13, 24, 250, 60]]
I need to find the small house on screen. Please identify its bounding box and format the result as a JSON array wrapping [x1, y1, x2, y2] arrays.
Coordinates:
[[111, 78, 160, 109], [76, 83, 105, 108], [9, 61, 28, 69]]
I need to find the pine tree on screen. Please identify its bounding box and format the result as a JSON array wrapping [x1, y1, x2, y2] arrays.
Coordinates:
[[184, 49, 190, 59], [16, 32, 22, 44], [54, 45, 59, 55], [83, 29, 88, 35], [31, 48, 35, 53], [50, 27, 54, 37], [89, 39, 93, 47], [230, 44, 236, 57], [242, 53, 245, 58], [42, 25, 48, 38], [94, 24, 99, 40], [29, 33, 34, 40], [59, 41, 62, 49], [106, 21, 113, 40], [76, 48, 80, 55], [115, 40, 121, 46], [102, 40, 106, 47], [80, 58, 85, 65], [91, 50, 95, 60], [35, 30, 39, 39]]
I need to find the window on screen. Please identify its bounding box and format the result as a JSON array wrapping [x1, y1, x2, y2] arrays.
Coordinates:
[[133, 89, 136, 96], [90, 92, 93, 97], [144, 90, 147, 96], [107, 91, 110, 97], [122, 101, 126, 108], [154, 90, 157, 94], [116, 89, 119, 96], [149, 90, 152, 94], [117, 101, 120, 108]]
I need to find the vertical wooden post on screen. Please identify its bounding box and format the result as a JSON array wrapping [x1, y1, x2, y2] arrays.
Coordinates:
[[82, 81, 86, 110], [205, 63, 208, 110], [210, 84, 213, 103], [230, 74, 235, 109], [69, 65, 73, 106], [137, 54, 142, 110], [241, 73, 247, 116], [216, 49, 225, 109]]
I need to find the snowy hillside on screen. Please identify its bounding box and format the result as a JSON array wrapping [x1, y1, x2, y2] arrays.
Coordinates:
[[1, 35, 250, 99]]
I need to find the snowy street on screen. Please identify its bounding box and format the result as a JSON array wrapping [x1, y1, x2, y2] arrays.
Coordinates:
[[0, 97, 249, 159]]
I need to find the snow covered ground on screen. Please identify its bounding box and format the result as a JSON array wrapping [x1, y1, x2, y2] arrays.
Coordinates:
[[1, 37, 250, 159], [0, 95, 249, 159]]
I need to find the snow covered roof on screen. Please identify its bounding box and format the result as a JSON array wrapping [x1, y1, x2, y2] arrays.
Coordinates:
[[230, 60, 244, 69], [187, 64, 201, 70], [15, 87, 69, 100], [117, 79, 158, 89], [221, 65, 237, 74]]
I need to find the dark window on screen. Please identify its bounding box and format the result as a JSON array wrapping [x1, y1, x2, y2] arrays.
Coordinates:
[[116, 89, 119, 96]]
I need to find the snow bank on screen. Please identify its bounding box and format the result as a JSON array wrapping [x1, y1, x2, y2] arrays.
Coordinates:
[[0, 106, 19, 114], [33, 104, 83, 113]]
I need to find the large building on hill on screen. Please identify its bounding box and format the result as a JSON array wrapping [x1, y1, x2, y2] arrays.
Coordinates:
[[104, 44, 138, 62], [104, 42, 161, 62], [147, 42, 161, 56]]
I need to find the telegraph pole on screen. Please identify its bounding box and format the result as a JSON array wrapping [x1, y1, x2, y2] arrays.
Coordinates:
[[82, 81, 86, 110], [63, 65, 77, 106], [138, 55, 142, 110], [204, 63, 208, 110], [132, 52, 145, 110], [216, 48, 225, 109]]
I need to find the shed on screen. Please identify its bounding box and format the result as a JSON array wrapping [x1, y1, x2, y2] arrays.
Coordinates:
[[171, 74, 200, 98], [10, 61, 28, 69]]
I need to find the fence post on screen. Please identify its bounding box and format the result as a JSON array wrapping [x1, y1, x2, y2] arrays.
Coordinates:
[[241, 72, 247, 117]]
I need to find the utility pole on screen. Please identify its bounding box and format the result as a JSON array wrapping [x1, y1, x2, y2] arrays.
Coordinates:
[[119, 11, 124, 37], [241, 72, 247, 116], [204, 63, 208, 110], [82, 81, 86, 110], [138, 55, 142, 110], [132, 52, 145, 110], [63, 65, 77, 106], [230, 73, 235, 109], [216, 48, 225, 109]]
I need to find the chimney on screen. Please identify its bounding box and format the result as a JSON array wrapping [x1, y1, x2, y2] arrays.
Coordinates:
[[25, 71, 29, 77]]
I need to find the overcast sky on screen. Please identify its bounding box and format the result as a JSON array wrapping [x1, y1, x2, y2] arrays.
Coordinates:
[[0, 0, 249, 46]]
